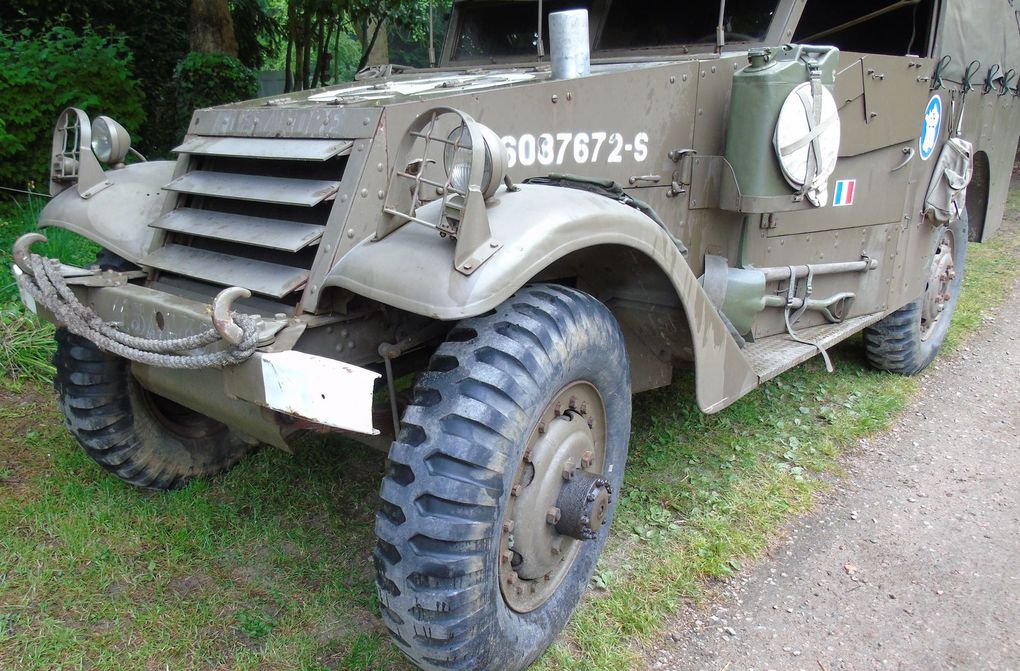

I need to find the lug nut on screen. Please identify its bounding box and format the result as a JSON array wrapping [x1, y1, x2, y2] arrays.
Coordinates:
[[580, 450, 594, 468], [546, 507, 561, 525], [522, 447, 533, 462], [503, 520, 515, 533], [579, 401, 588, 415], [511, 484, 523, 497], [562, 466, 575, 480], [507, 571, 519, 585], [501, 551, 513, 564], [537, 421, 546, 435], [568, 395, 577, 410]]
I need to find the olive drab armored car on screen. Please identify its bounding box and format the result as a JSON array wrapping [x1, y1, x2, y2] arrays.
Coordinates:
[[12, 0, 1020, 668]]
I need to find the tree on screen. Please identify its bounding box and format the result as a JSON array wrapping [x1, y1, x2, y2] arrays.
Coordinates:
[[279, 0, 451, 92], [190, 0, 240, 55]]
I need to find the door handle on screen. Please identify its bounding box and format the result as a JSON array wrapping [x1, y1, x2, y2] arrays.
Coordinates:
[[892, 147, 915, 172]]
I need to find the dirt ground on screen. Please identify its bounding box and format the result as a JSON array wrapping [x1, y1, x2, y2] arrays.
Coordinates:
[[650, 281, 1020, 669]]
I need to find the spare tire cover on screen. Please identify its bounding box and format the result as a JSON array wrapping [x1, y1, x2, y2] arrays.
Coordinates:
[[773, 81, 840, 207]]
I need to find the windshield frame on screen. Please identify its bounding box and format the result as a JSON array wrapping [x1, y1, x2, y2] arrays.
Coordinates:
[[440, 0, 805, 66]]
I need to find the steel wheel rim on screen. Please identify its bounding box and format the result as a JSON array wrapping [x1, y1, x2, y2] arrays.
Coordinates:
[[499, 381, 609, 613], [920, 228, 956, 341]]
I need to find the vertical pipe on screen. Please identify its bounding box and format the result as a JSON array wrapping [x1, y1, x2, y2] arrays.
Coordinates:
[[549, 10, 590, 80]]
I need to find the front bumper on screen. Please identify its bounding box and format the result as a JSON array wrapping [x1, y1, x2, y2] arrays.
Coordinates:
[[13, 261, 379, 444]]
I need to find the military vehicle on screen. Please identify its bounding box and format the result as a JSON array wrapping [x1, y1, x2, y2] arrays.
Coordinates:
[[12, 0, 1020, 668]]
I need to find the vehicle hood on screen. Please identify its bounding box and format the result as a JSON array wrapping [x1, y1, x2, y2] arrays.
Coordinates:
[[219, 68, 554, 111]]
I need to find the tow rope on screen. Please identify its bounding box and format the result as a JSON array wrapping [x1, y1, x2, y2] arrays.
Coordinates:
[[16, 253, 259, 369]]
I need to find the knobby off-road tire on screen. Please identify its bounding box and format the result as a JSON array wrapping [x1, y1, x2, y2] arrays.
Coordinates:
[[53, 329, 254, 490], [374, 285, 632, 671], [864, 215, 967, 375]]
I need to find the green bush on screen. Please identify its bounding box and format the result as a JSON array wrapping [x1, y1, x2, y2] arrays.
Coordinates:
[[173, 52, 258, 139], [0, 26, 146, 190]]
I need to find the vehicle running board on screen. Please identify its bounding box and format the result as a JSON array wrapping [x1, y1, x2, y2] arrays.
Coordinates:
[[742, 312, 885, 383]]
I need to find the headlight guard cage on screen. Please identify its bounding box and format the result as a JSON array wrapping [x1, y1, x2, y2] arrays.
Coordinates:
[[378, 107, 507, 275], [49, 107, 112, 198]]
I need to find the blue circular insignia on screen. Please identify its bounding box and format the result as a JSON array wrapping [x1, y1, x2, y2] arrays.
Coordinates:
[[919, 95, 942, 161]]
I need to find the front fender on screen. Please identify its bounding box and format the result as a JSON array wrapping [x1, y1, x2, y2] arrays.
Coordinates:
[[326, 184, 756, 413], [38, 160, 175, 264]]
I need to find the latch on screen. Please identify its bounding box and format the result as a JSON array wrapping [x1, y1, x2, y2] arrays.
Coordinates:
[[666, 149, 697, 198]]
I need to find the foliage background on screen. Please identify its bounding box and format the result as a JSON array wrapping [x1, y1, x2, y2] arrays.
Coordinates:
[[0, 27, 145, 189], [0, 0, 451, 191], [174, 52, 259, 140]]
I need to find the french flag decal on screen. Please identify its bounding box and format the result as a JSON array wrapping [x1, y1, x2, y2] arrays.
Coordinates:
[[833, 179, 856, 207]]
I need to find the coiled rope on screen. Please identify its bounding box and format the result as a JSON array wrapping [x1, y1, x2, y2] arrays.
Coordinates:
[[16, 254, 259, 369]]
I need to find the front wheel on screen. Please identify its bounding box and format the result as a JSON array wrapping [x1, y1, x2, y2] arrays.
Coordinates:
[[864, 214, 967, 375], [374, 285, 632, 671], [53, 330, 255, 490]]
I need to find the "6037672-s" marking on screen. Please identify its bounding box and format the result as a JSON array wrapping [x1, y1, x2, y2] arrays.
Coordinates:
[[501, 131, 650, 168]]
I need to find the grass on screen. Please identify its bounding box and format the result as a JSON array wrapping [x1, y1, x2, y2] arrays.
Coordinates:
[[0, 191, 1018, 670], [0, 197, 99, 382]]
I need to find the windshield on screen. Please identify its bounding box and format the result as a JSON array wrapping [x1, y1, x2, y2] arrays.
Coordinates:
[[451, 0, 596, 62], [600, 0, 776, 50], [449, 0, 779, 62]]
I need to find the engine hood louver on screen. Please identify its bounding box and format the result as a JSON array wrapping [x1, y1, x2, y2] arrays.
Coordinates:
[[172, 137, 353, 161], [151, 208, 324, 252], [144, 132, 353, 302], [163, 171, 340, 207]]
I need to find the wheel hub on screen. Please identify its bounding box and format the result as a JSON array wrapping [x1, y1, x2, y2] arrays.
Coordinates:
[[920, 229, 956, 341], [555, 471, 612, 540], [499, 382, 609, 613]]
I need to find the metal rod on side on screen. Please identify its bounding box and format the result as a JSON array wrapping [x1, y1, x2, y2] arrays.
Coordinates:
[[716, 0, 727, 53], [428, 0, 436, 67], [757, 258, 878, 283]]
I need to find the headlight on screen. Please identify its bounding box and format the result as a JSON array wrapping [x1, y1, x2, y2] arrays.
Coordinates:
[[90, 116, 131, 164], [443, 122, 506, 199]]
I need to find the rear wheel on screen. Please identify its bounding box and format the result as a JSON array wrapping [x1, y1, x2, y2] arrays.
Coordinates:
[[53, 329, 255, 490], [864, 215, 967, 375], [373, 284, 631, 671]]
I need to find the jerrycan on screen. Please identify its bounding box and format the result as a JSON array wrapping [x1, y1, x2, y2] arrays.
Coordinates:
[[724, 44, 840, 203]]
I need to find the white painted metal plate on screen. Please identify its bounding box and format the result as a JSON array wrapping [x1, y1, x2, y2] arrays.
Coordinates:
[[259, 351, 379, 435], [12, 265, 37, 314]]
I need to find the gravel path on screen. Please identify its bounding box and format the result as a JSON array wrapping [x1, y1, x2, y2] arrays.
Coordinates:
[[652, 278, 1020, 671]]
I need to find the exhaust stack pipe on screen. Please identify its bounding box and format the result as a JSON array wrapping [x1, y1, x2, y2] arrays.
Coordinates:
[[549, 9, 590, 80]]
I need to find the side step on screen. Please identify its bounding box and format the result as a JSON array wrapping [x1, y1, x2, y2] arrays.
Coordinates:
[[743, 312, 885, 382]]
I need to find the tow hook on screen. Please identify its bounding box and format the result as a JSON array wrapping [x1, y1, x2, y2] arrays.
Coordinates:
[[13, 232, 48, 277], [212, 286, 252, 345]]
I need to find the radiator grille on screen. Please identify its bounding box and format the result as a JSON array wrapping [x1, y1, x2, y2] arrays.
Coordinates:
[[145, 137, 352, 301]]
